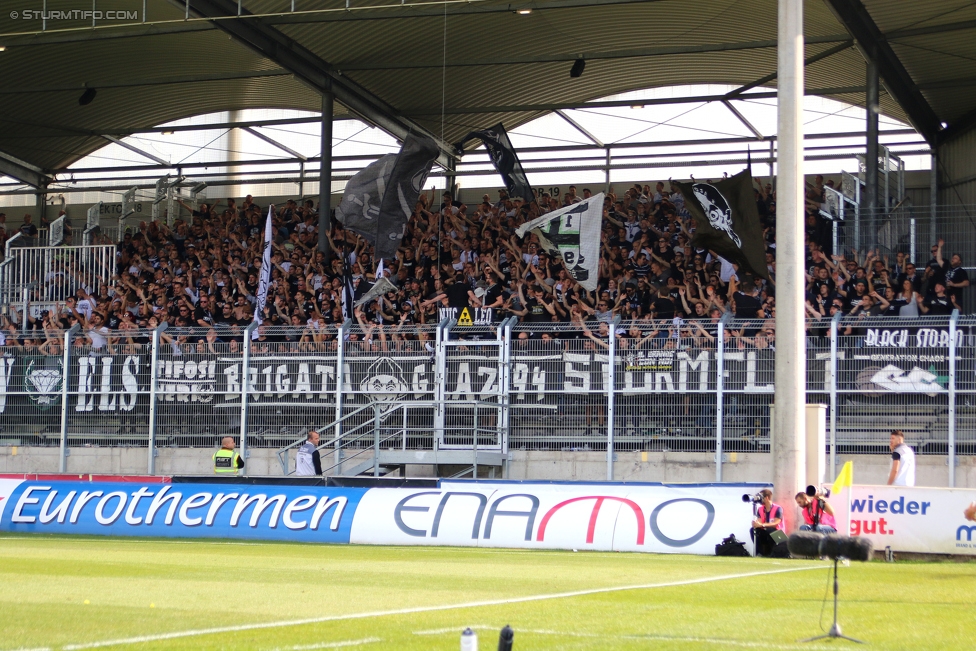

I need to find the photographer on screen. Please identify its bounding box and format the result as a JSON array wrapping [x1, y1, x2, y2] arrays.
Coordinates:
[[750, 489, 786, 557], [795, 491, 837, 534]]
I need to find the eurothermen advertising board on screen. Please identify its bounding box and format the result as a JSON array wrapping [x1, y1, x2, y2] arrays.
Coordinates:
[[0, 479, 757, 555]]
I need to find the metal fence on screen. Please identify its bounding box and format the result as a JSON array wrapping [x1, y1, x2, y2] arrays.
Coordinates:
[[0, 315, 972, 484], [0, 239, 116, 307]]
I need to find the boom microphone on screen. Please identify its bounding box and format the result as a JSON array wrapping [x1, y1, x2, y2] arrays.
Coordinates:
[[787, 532, 874, 562]]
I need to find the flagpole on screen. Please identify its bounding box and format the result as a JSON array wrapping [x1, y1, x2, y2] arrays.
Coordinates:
[[773, 0, 806, 532]]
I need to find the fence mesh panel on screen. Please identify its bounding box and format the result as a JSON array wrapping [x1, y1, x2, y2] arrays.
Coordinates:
[[0, 316, 973, 478]]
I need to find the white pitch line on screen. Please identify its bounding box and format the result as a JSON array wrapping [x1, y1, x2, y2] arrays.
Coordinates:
[[415, 627, 838, 650], [61, 566, 821, 650], [268, 637, 382, 650]]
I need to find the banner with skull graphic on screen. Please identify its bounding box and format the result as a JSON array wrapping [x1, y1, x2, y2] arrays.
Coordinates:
[[675, 169, 769, 280]]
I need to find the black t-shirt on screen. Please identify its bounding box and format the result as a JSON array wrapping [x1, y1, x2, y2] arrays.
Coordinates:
[[945, 265, 969, 299], [733, 292, 762, 319], [525, 297, 550, 323], [651, 297, 675, 319], [446, 283, 470, 308], [923, 295, 953, 315]]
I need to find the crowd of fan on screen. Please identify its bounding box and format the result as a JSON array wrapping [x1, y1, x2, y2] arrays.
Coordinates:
[[0, 174, 969, 352]]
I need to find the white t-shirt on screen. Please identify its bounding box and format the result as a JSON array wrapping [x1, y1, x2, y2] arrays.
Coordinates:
[[891, 442, 916, 486]]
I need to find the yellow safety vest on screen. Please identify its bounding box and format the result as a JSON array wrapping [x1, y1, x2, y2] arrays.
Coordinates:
[[213, 448, 241, 474]]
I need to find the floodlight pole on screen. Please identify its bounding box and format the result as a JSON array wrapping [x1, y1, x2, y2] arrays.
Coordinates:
[[318, 88, 334, 264], [773, 0, 806, 531]]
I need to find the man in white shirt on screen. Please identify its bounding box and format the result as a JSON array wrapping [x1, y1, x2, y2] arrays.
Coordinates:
[[887, 430, 916, 487]]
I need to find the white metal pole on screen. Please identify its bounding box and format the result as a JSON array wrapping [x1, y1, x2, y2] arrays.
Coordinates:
[[606, 316, 620, 481], [716, 315, 729, 481], [239, 322, 257, 476], [829, 311, 840, 479], [773, 0, 806, 531], [58, 324, 80, 473], [147, 322, 167, 475], [334, 318, 350, 474], [948, 309, 958, 487]]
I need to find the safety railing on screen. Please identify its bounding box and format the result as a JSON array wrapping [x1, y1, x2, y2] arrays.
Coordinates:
[[0, 315, 973, 485]]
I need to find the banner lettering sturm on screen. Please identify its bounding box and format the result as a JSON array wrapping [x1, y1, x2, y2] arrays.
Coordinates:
[[0, 480, 758, 555], [3, 344, 968, 415]]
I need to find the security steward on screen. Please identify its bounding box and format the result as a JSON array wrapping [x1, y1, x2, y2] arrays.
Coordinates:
[[213, 436, 244, 475], [295, 429, 322, 476]]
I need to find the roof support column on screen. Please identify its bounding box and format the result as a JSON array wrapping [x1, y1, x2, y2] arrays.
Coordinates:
[[865, 54, 880, 249], [445, 155, 457, 197], [35, 181, 48, 235], [318, 88, 334, 264], [773, 0, 806, 533]]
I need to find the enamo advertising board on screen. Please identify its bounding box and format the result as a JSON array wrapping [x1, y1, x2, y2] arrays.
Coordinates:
[[0, 480, 756, 555]]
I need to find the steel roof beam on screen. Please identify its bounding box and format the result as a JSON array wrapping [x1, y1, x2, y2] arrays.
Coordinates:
[[823, 0, 942, 145], [173, 0, 455, 168], [401, 85, 868, 115], [554, 110, 604, 148], [721, 100, 764, 140], [725, 40, 854, 98], [101, 135, 170, 166], [334, 34, 851, 71], [0, 149, 53, 188], [241, 126, 307, 161]]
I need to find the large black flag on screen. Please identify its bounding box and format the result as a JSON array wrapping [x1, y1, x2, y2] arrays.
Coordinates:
[[335, 154, 395, 241], [675, 169, 769, 280], [376, 133, 439, 259], [336, 133, 439, 260], [456, 123, 533, 202]]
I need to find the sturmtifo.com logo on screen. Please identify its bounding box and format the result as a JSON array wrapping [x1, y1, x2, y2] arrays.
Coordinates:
[[9, 9, 140, 21]]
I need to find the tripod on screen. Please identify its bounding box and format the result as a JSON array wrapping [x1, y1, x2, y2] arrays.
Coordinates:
[[802, 559, 863, 644]]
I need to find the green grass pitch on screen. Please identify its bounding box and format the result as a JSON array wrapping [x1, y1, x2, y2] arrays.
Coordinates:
[[0, 535, 973, 651]]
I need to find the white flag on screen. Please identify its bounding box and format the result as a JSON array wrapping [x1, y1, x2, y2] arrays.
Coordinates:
[[516, 193, 603, 292], [253, 205, 274, 337], [354, 277, 398, 309]]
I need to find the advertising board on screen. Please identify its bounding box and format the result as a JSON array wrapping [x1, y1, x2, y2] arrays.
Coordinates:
[[0, 480, 760, 555], [845, 485, 976, 556]]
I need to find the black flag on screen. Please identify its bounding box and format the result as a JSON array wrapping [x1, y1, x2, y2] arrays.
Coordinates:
[[456, 123, 533, 202], [376, 133, 439, 260], [675, 169, 769, 280], [336, 133, 439, 261]]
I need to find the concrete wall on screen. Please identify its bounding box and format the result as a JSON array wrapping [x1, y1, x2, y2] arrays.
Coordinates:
[[2, 446, 975, 487], [507, 451, 976, 487]]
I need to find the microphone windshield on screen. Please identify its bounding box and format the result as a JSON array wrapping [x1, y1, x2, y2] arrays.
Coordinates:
[[787, 531, 824, 558]]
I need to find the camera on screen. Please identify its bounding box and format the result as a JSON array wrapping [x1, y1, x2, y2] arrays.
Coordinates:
[[742, 492, 763, 504], [806, 485, 831, 499]]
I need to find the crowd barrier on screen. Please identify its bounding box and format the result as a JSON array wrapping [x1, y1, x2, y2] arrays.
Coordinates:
[[0, 478, 760, 555], [2, 314, 975, 484]]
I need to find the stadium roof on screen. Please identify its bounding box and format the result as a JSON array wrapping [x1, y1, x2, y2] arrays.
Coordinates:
[[0, 0, 973, 184]]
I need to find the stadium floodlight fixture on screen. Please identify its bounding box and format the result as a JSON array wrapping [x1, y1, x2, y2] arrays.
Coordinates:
[[941, 121, 948, 129], [631, 103, 645, 109], [570, 58, 585, 78], [516, 8, 532, 14], [78, 87, 97, 106], [190, 182, 208, 195], [161, 130, 175, 135], [0, 46, 6, 52]]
